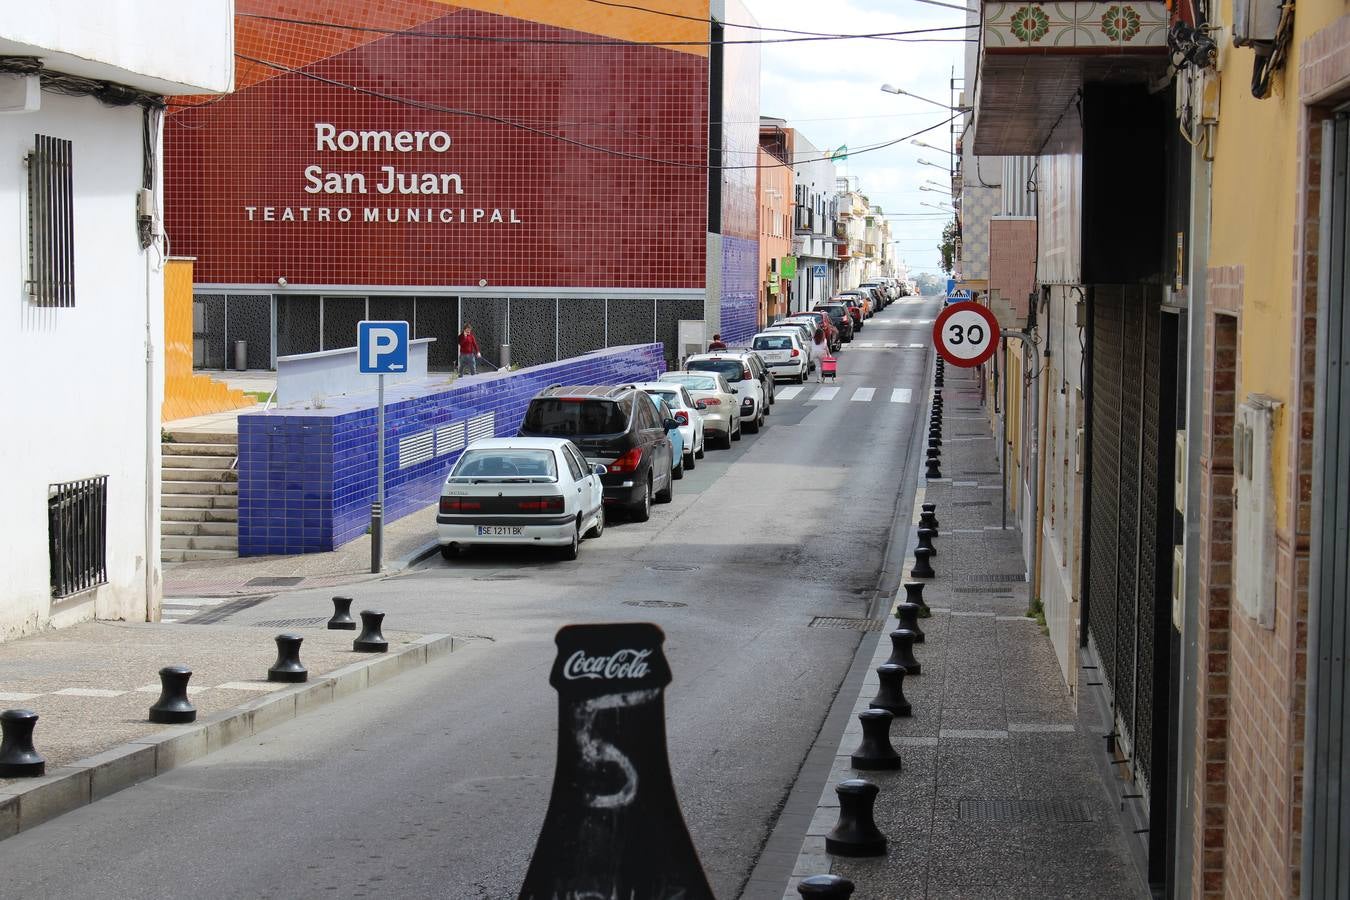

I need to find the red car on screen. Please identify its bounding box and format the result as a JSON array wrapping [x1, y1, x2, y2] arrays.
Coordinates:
[[780, 310, 840, 352]]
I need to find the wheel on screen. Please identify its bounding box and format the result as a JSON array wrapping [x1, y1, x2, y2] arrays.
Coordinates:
[[695, 434, 705, 459], [560, 520, 580, 560], [744, 411, 759, 434], [655, 465, 674, 503], [732, 420, 743, 440], [673, 456, 684, 479], [584, 506, 605, 539], [629, 478, 653, 522], [684, 449, 696, 471]]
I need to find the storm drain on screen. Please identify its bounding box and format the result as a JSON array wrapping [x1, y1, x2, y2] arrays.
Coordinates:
[[958, 799, 1095, 823], [952, 500, 994, 507], [809, 616, 887, 632], [646, 564, 700, 572], [252, 617, 327, 628], [473, 574, 526, 581], [960, 471, 1000, 476], [957, 574, 1028, 583], [244, 576, 305, 587], [180, 595, 271, 625], [952, 588, 1015, 596], [623, 600, 687, 608]]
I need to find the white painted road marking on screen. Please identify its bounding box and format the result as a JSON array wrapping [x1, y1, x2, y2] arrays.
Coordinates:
[[809, 387, 839, 401], [775, 385, 804, 400], [891, 389, 912, 403], [909, 343, 925, 348], [884, 342, 899, 348], [851, 388, 875, 402], [54, 688, 126, 698], [857, 341, 875, 348]]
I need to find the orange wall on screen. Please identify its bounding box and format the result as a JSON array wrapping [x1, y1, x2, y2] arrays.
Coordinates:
[[757, 146, 793, 325], [162, 258, 255, 422]]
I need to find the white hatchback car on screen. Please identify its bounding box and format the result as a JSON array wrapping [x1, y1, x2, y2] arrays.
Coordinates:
[[436, 437, 605, 561], [628, 382, 706, 471], [751, 330, 809, 383]]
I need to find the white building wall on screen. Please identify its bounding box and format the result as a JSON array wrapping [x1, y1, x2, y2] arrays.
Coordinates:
[[791, 132, 837, 310], [0, 89, 167, 639]]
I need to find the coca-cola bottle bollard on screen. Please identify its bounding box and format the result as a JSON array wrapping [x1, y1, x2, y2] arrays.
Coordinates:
[[518, 623, 714, 900]]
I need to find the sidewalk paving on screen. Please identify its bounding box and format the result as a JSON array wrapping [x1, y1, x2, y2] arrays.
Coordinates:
[[777, 364, 1148, 899]]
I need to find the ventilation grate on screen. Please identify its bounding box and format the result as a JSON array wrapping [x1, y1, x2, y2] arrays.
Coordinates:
[[244, 576, 304, 587], [809, 616, 887, 632], [951, 588, 1016, 596], [960, 471, 1000, 476], [957, 574, 1028, 583], [623, 599, 687, 608], [252, 617, 327, 628], [958, 799, 1096, 823], [953, 500, 994, 507]]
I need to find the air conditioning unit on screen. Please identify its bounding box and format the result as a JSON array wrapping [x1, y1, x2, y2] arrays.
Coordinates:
[[1174, 430, 1187, 514], [1172, 545, 1185, 632], [1233, 394, 1281, 629], [1233, 0, 1279, 46]]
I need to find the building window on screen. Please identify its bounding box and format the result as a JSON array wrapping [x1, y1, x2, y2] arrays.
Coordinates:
[[26, 134, 75, 307], [48, 475, 107, 599]]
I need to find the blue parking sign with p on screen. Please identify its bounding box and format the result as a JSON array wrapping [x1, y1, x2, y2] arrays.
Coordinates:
[[358, 321, 409, 374]]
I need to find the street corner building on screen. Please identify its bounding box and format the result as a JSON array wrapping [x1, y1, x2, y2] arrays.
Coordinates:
[[164, 0, 763, 373], [0, 2, 234, 640]]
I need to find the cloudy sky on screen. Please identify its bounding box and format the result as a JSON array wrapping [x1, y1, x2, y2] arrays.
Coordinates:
[[740, 0, 970, 276]]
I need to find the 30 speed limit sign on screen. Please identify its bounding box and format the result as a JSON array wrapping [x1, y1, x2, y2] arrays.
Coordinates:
[[932, 301, 1000, 367]]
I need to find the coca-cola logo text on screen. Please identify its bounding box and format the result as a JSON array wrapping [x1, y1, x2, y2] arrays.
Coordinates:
[[563, 649, 652, 681]]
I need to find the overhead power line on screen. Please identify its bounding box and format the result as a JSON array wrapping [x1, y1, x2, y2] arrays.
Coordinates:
[[584, 0, 971, 25], [236, 12, 978, 46], [225, 53, 956, 171]]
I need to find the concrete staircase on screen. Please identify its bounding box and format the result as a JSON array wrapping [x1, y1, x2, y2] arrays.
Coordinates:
[[161, 430, 239, 562]]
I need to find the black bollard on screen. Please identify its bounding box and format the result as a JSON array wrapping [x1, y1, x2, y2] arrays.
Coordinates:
[[903, 581, 930, 614], [926, 446, 942, 461], [825, 779, 887, 857], [268, 633, 308, 683], [797, 874, 855, 898], [912, 545, 936, 577], [921, 502, 940, 528], [928, 436, 942, 449], [917, 526, 938, 557], [353, 610, 388, 653], [148, 665, 197, 724], [327, 596, 356, 630], [924, 456, 943, 479], [919, 510, 940, 534], [0, 709, 46, 777], [884, 629, 922, 675], [869, 663, 912, 717], [851, 708, 901, 771], [895, 601, 926, 642]]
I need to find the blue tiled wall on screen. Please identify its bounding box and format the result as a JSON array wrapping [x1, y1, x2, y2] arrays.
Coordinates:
[[237, 343, 666, 556], [720, 234, 759, 343]]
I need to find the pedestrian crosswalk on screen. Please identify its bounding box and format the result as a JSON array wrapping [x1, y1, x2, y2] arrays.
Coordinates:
[[160, 597, 227, 623], [774, 385, 915, 404]]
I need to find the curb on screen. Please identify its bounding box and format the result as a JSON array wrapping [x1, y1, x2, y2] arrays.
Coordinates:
[[387, 538, 441, 573], [0, 633, 455, 840]]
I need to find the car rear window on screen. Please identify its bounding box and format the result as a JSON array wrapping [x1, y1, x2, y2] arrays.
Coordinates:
[[450, 449, 558, 480], [645, 388, 682, 407], [661, 373, 718, 391], [753, 335, 793, 351], [686, 359, 744, 382], [521, 398, 627, 436], [816, 305, 846, 315]]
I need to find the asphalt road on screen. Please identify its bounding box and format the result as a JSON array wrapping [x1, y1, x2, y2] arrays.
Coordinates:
[[0, 297, 940, 900]]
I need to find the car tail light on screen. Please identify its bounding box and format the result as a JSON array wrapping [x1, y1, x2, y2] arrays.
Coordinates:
[[517, 496, 564, 513], [439, 497, 481, 513], [790, 348, 800, 357], [606, 447, 643, 474], [675, 411, 689, 425], [742, 366, 752, 380], [701, 397, 721, 406]]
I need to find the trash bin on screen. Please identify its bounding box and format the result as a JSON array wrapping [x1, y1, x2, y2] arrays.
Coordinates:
[[500, 343, 511, 370], [233, 340, 247, 371]]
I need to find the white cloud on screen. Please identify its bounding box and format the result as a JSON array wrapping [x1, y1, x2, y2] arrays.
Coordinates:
[[742, 0, 967, 271]]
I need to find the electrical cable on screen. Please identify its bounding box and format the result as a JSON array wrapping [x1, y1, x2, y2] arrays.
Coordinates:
[[236, 12, 979, 46], [229, 52, 958, 170]]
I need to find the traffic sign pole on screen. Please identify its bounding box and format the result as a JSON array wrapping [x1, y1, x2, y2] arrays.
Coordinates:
[[372, 373, 385, 574]]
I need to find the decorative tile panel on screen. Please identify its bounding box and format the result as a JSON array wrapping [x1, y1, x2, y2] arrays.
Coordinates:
[[984, 2, 1168, 50]]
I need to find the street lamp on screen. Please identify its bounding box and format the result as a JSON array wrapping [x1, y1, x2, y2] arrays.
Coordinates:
[[920, 201, 954, 212], [880, 84, 972, 112], [911, 139, 955, 155], [923, 179, 950, 190], [917, 158, 949, 171], [919, 185, 952, 195]]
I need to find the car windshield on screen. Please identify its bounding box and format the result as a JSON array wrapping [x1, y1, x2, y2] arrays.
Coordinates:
[[686, 359, 744, 382], [449, 449, 558, 481], [661, 373, 719, 391], [521, 398, 626, 436], [753, 335, 793, 350]]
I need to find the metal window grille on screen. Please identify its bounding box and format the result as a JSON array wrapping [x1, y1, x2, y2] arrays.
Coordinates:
[[48, 476, 107, 599], [26, 134, 75, 307]]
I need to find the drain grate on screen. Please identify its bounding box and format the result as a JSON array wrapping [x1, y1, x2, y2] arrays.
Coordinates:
[[961, 471, 1000, 476], [646, 564, 700, 572], [957, 574, 1028, 583], [252, 617, 327, 628], [244, 576, 305, 587], [623, 600, 687, 608], [473, 574, 526, 581], [958, 799, 1095, 823], [952, 588, 1015, 596], [953, 500, 994, 507], [809, 616, 887, 632]]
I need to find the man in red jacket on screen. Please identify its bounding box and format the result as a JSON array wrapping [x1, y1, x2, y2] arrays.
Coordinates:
[[457, 324, 481, 376]]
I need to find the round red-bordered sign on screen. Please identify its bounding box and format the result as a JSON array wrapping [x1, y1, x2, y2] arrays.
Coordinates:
[[932, 301, 1000, 368]]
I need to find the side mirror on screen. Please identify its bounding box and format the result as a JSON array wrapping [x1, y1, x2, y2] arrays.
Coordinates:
[[593, 464, 607, 476], [663, 418, 680, 431], [695, 399, 708, 410]]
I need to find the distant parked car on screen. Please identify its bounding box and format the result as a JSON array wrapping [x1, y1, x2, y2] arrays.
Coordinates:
[[813, 302, 854, 342], [518, 384, 677, 521], [657, 372, 741, 448], [436, 438, 604, 560], [751, 330, 809, 383]]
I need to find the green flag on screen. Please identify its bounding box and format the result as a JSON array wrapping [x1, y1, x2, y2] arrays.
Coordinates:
[[830, 145, 848, 161]]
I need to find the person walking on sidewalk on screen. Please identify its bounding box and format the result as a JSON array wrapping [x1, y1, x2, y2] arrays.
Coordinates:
[[457, 324, 481, 376], [810, 327, 828, 382], [707, 333, 727, 351]]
